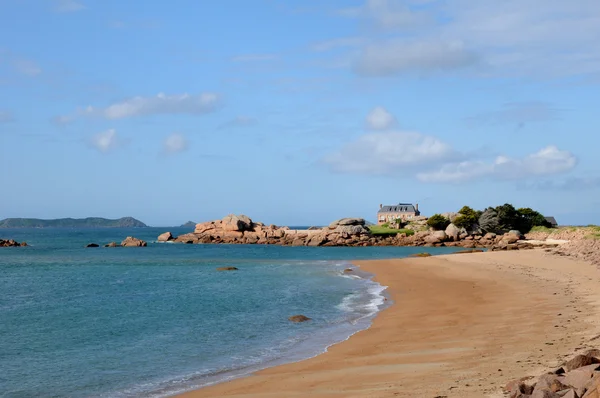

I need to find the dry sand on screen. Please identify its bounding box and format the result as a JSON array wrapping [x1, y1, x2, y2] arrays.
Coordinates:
[[178, 250, 600, 398]]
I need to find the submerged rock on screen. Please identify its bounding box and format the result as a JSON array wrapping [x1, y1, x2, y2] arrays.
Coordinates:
[[86, 243, 99, 248], [410, 252, 432, 257], [288, 315, 311, 323], [216, 267, 238, 271], [104, 242, 119, 247]]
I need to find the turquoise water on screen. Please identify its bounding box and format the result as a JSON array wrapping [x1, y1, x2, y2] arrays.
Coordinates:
[[0, 228, 460, 397]]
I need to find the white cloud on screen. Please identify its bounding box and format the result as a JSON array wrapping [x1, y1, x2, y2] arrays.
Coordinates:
[[338, 0, 430, 30], [231, 54, 278, 62], [0, 110, 14, 123], [517, 176, 600, 191], [55, 0, 85, 13], [90, 129, 119, 153], [163, 133, 188, 154], [418, 146, 577, 183], [78, 93, 220, 120], [366, 106, 396, 130], [355, 39, 479, 76], [324, 131, 456, 174], [335, 0, 600, 78], [466, 102, 562, 128]]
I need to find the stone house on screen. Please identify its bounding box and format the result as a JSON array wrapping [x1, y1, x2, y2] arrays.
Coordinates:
[[377, 203, 420, 225]]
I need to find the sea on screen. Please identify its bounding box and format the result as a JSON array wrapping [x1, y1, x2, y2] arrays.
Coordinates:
[[0, 227, 461, 398]]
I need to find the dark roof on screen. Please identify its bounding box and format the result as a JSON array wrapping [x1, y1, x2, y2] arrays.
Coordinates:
[[378, 203, 418, 213], [545, 216, 558, 226]]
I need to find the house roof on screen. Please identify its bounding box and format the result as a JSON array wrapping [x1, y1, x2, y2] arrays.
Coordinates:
[[378, 203, 418, 213], [545, 216, 558, 226]]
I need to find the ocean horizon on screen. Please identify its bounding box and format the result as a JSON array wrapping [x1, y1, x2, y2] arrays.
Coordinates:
[[1, 228, 461, 397]]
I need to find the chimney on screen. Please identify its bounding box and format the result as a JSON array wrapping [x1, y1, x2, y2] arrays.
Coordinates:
[[380, 204, 383, 210], [415, 203, 419, 212]]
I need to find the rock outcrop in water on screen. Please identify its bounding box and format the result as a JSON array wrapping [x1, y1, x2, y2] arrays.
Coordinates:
[[0, 239, 27, 247], [170, 215, 372, 247], [157, 232, 173, 242], [121, 237, 147, 247]]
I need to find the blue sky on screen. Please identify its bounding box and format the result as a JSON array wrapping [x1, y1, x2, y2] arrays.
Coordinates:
[[1, 0, 599, 226]]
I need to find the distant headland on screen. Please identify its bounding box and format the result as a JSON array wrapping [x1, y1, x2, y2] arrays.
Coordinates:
[[0, 217, 147, 228]]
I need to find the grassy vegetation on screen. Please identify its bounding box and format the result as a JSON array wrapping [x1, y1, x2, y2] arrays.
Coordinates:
[[369, 225, 415, 237], [529, 225, 558, 233]]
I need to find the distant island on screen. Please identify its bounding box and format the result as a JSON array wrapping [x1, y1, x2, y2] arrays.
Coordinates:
[[0, 217, 147, 228], [180, 221, 197, 228]]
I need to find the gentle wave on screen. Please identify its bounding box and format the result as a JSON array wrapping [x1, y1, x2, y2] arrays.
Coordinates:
[[109, 261, 389, 398]]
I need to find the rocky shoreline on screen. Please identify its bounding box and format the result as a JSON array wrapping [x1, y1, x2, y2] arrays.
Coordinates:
[[159, 214, 562, 251], [504, 352, 600, 397]]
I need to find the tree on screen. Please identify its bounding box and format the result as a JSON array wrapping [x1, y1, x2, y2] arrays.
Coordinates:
[[479, 207, 500, 233], [495, 203, 520, 232], [427, 214, 450, 231], [516, 207, 551, 232], [454, 206, 480, 229]]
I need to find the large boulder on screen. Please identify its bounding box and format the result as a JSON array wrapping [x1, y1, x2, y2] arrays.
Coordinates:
[[564, 355, 600, 372], [425, 231, 448, 244], [121, 237, 147, 247], [334, 225, 370, 235], [441, 212, 460, 223], [329, 218, 366, 228], [222, 214, 253, 232], [445, 223, 461, 241], [307, 234, 328, 247], [157, 232, 173, 242], [502, 230, 523, 244]]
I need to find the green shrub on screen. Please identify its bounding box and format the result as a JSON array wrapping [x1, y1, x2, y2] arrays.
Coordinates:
[[427, 214, 450, 231], [454, 206, 479, 228]]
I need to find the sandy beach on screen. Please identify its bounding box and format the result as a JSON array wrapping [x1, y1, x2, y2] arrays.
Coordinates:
[[179, 250, 600, 398]]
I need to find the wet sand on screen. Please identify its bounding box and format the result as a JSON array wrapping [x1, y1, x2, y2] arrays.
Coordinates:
[[178, 250, 600, 398]]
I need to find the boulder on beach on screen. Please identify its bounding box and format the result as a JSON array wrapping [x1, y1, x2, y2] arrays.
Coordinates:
[[216, 267, 238, 271], [425, 231, 447, 244], [157, 232, 173, 242], [121, 237, 147, 247], [288, 315, 311, 323], [445, 223, 461, 241]]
